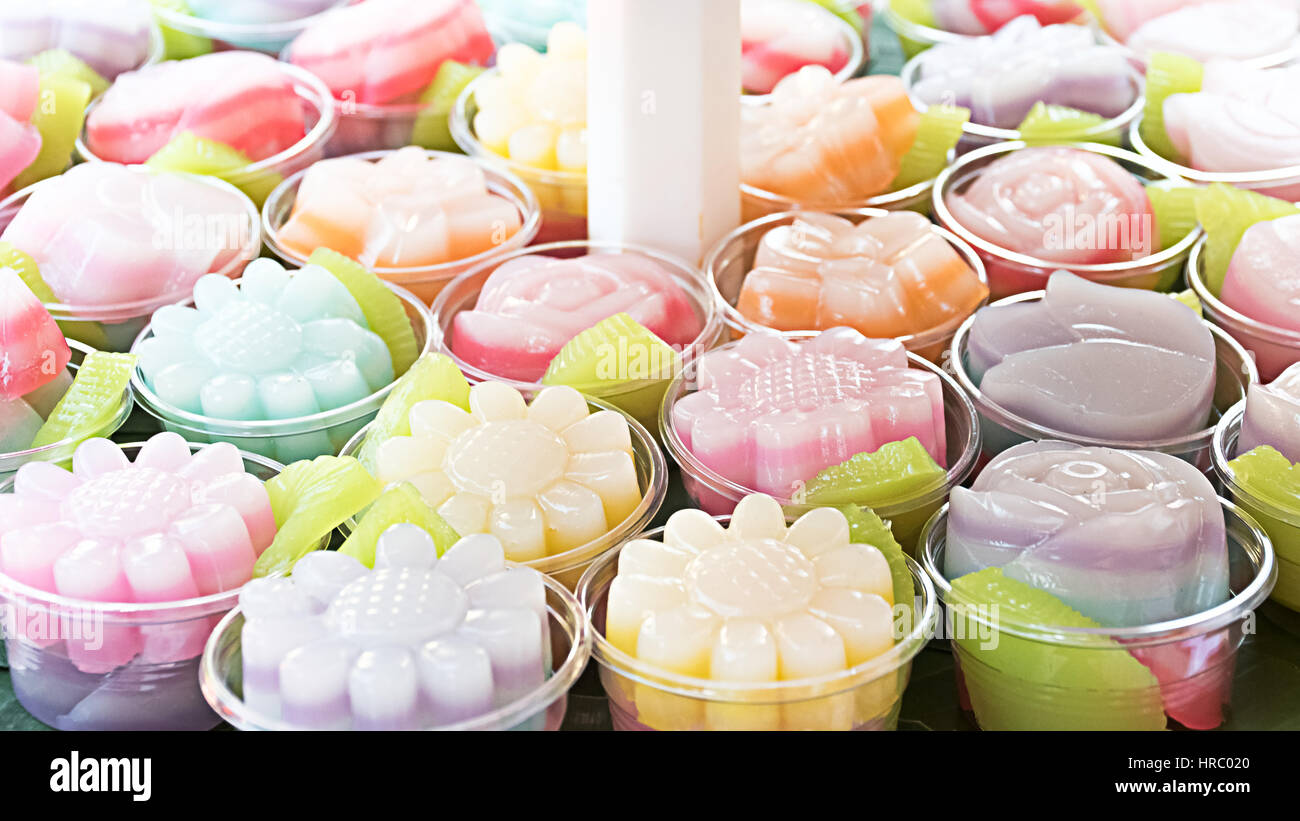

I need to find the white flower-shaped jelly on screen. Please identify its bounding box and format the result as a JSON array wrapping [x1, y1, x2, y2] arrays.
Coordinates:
[[137, 259, 395, 422], [375, 383, 642, 561], [239, 527, 549, 730]]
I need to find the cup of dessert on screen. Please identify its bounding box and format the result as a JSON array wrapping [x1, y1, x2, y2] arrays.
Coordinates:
[[129, 253, 436, 466], [201, 526, 591, 730], [934, 141, 1204, 300], [75, 52, 338, 207], [920, 440, 1277, 731], [431, 240, 724, 432], [337, 360, 670, 591], [149, 0, 350, 56], [879, 0, 1091, 58], [261, 148, 542, 307], [575, 496, 939, 730], [0, 164, 262, 353], [949, 271, 1259, 472], [0, 0, 165, 82], [1088, 0, 1300, 71], [660, 328, 980, 555], [0, 432, 347, 731], [739, 0, 866, 103], [478, 0, 586, 51], [899, 16, 1146, 154], [705, 208, 989, 364]]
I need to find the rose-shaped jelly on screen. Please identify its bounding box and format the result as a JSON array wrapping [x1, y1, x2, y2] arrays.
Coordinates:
[[1164, 62, 1300, 176]]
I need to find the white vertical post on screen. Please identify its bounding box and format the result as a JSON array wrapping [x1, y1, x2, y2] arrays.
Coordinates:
[[586, 0, 742, 264]]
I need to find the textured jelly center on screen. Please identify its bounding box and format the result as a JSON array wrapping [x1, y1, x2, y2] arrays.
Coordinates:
[[325, 567, 467, 644], [738, 353, 875, 414], [193, 300, 302, 374], [443, 420, 567, 499], [685, 539, 817, 619], [65, 467, 192, 540]]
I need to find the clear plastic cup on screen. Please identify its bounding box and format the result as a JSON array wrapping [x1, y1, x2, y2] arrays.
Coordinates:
[[919, 500, 1276, 730], [575, 517, 939, 731], [261, 148, 542, 305], [877, 0, 980, 58], [660, 339, 980, 555], [1187, 228, 1300, 383], [1129, 118, 1300, 203], [0, 340, 134, 484], [704, 207, 989, 363], [0, 173, 262, 353], [337, 394, 668, 591], [0, 441, 304, 731], [150, 1, 350, 55], [430, 240, 725, 432], [128, 277, 435, 464], [199, 568, 591, 730], [1092, 18, 1300, 73], [741, 0, 865, 103], [741, 171, 942, 223], [933, 141, 1203, 300], [949, 289, 1259, 471], [451, 69, 589, 244], [1213, 400, 1300, 612], [76, 62, 339, 207]]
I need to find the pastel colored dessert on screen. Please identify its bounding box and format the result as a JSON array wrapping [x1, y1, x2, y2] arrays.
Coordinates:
[[0, 0, 153, 80], [373, 382, 643, 562], [84, 51, 306, 165], [451, 252, 702, 383], [0, 59, 42, 193], [1119, 0, 1299, 63], [1219, 209, 1300, 336], [967, 271, 1215, 443], [908, 16, 1135, 129], [276, 147, 523, 269], [604, 495, 899, 730], [286, 0, 494, 107], [184, 0, 341, 24], [476, 0, 586, 50], [671, 328, 946, 501], [1225, 440, 1300, 610], [1096, 0, 1211, 41], [239, 528, 550, 729], [1239, 362, 1300, 464], [0, 270, 72, 451], [945, 440, 1232, 730], [736, 211, 987, 341], [0, 57, 94, 194], [928, 0, 1083, 34], [741, 0, 854, 95]]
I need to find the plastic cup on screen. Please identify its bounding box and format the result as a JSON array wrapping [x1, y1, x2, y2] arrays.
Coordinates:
[[660, 339, 980, 555], [261, 148, 542, 306], [704, 207, 989, 363], [949, 289, 1259, 471], [0, 340, 134, 484], [199, 568, 591, 730], [877, 0, 980, 58], [1129, 118, 1300, 203], [919, 500, 1276, 730], [1213, 400, 1300, 612], [150, 1, 350, 55], [1092, 17, 1300, 73], [76, 61, 339, 207], [575, 516, 939, 731], [430, 239, 724, 432], [0, 441, 305, 731], [1187, 229, 1300, 383], [0, 173, 262, 353], [933, 141, 1203, 300], [338, 393, 668, 591], [128, 276, 435, 464], [741, 0, 865, 103]]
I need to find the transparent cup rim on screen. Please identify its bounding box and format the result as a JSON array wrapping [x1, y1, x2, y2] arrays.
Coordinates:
[[260, 147, 543, 279], [575, 514, 939, 701], [703, 206, 990, 348], [1186, 232, 1300, 348], [430, 239, 725, 395], [658, 337, 981, 517], [1092, 15, 1300, 72], [1212, 399, 1300, 528], [932, 140, 1204, 274], [0, 172, 262, 322], [0, 340, 133, 467], [739, 0, 865, 106], [128, 276, 435, 437], [199, 568, 592, 731], [152, 0, 351, 41], [1129, 117, 1300, 187], [0, 441, 287, 617], [739, 171, 939, 213], [949, 289, 1259, 454], [919, 498, 1277, 648]]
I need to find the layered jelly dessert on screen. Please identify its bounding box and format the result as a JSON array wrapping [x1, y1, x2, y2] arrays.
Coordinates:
[[450, 251, 703, 383], [1104, 0, 1299, 64], [926, 0, 1084, 34], [907, 16, 1135, 130], [0, 57, 94, 195], [275, 147, 525, 271], [944, 440, 1233, 730], [239, 527, 552, 729], [1239, 361, 1300, 463], [0, 0, 154, 80], [740, 0, 857, 95], [0, 270, 72, 452], [603, 495, 904, 730], [1219, 204, 1300, 340], [965, 271, 1216, 443], [372, 382, 643, 563], [734, 211, 987, 343]]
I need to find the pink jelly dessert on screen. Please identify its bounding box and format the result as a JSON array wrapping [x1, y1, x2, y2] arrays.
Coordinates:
[[742, 0, 854, 95], [1119, 0, 1299, 63], [944, 146, 1156, 264], [1220, 211, 1300, 335], [451, 253, 704, 382], [0, 269, 71, 403], [84, 51, 307, 165], [0, 59, 41, 193], [670, 328, 946, 501], [1239, 361, 1300, 463], [0, 0, 153, 80], [0, 163, 253, 308], [930, 0, 1084, 34], [0, 433, 274, 673], [287, 0, 495, 107]]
